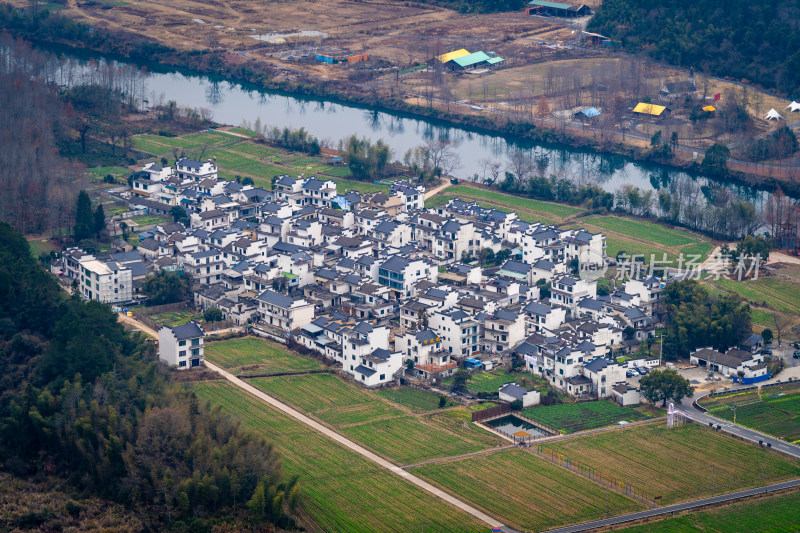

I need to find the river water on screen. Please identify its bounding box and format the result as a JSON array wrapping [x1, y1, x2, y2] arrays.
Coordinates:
[[25, 41, 768, 204], [141, 73, 766, 203]]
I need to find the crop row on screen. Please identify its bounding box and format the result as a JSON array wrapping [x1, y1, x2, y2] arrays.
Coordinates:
[[192, 382, 488, 533]]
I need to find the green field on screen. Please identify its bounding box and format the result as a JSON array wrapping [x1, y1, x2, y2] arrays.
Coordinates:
[[129, 214, 167, 226], [412, 449, 644, 531], [445, 185, 584, 219], [103, 203, 130, 216], [430, 193, 558, 225], [442, 370, 534, 395], [192, 382, 487, 533], [147, 309, 203, 328], [714, 276, 800, 315], [204, 336, 326, 374], [87, 165, 130, 180], [376, 387, 452, 411], [699, 384, 800, 442], [249, 374, 503, 463], [132, 132, 387, 195], [26, 238, 56, 258], [228, 126, 260, 137], [583, 215, 701, 247], [251, 374, 402, 425], [341, 409, 503, 465], [521, 401, 649, 434], [545, 423, 800, 504], [678, 242, 714, 261], [604, 235, 678, 264], [616, 489, 800, 532]]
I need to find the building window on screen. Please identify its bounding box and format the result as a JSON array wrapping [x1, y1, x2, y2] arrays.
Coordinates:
[[179, 340, 186, 346], [179, 350, 186, 357], [179, 361, 186, 367]]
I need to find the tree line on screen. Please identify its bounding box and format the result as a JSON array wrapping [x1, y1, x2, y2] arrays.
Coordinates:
[[0, 223, 300, 530], [660, 280, 752, 360], [588, 0, 800, 96]]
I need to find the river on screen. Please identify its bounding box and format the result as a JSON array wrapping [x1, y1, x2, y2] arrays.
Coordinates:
[[21, 41, 769, 205]]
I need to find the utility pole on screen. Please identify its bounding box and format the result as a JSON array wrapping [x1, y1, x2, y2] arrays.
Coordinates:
[[659, 332, 664, 366], [712, 465, 715, 497]]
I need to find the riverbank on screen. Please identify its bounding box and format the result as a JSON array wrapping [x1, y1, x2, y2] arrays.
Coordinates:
[[1, 5, 798, 198]]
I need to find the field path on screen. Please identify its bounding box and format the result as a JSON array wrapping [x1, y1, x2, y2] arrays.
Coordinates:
[[114, 312, 514, 532], [424, 179, 453, 200], [205, 360, 513, 532]]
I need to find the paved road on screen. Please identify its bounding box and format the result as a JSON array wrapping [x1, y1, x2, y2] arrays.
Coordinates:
[[115, 312, 516, 532], [543, 478, 800, 533], [687, 402, 800, 460]]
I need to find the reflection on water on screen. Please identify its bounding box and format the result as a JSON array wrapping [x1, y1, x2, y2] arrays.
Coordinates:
[[21, 41, 773, 203], [486, 415, 552, 438]]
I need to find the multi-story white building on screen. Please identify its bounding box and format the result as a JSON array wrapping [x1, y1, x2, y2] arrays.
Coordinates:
[[176, 157, 218, 182], [256, 289, 315, 331], [351, 348, 403, 387], [396, 329, 457, 382], [624, 276, 662, 315], [390, 181, 426, 212], [77, 257, 132, 304], [158, 321, 204, 369], [429, 308, 481, 357], [482, 309, 526, 354], [432, 220, 480, 262], [182, 248, 225, 285], [377, 255, 436, 298], [522, 300, 567, 334], [301, 178, 337, 208], [551, 275, 597, 311]]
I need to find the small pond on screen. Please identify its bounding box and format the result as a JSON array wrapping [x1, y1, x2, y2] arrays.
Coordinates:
[[486, 415, 552, 439]]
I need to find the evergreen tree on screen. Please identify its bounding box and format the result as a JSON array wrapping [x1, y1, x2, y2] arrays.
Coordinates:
[[93, 204, 105, 237], [74, 190, 94, 241]]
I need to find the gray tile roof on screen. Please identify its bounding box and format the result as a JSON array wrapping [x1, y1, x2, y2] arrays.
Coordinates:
[[354, 364, 376, 377], [170, 321, 204, 340], [257, 289, 294, 308]]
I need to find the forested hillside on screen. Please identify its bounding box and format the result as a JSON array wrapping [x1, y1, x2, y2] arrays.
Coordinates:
[[0, 223, 299, 531], [588, 0, 800, 95]]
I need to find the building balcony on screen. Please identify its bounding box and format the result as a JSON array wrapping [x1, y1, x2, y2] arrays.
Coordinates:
[[416, 361, 457, 374]]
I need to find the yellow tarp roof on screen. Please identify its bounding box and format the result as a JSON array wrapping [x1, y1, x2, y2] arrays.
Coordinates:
[[702, 105, 716, 112], [436, 49, 470, 63], [633, 102, 667, 116]]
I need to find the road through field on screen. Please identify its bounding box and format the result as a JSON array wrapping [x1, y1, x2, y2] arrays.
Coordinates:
[[542, 479, 800, 533], [115, 313, 514, 532], [205, 360, 514, 532]]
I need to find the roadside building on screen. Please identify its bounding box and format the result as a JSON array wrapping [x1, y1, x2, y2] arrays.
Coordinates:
[[158, 321, 205, 369]]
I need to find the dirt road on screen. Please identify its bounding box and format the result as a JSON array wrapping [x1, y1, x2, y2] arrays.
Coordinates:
[[424, 179, 453, 200], [116, 311, 513, 532]]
